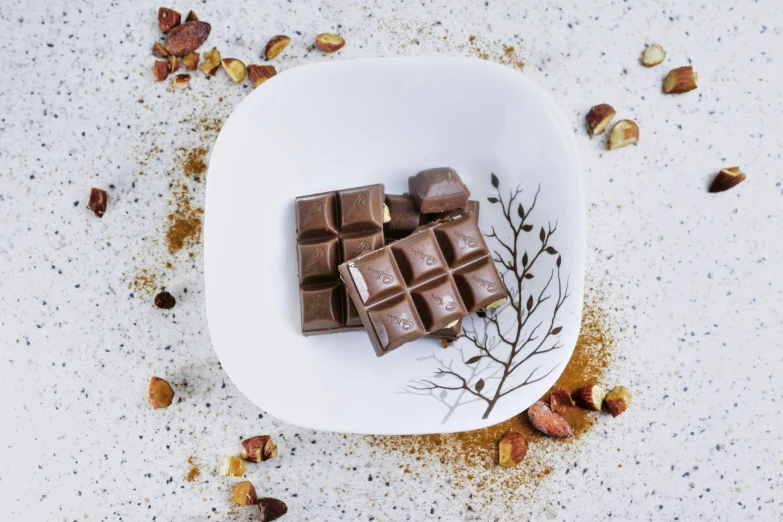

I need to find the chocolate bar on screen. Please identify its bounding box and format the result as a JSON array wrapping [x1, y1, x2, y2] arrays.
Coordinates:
[[339, 214, 508, 356], [296, 184, 387, 335], [384, 194, 480, 340], [408, 167, 470, 214]]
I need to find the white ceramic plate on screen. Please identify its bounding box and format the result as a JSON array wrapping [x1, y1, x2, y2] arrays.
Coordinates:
[[205, 57, 584, 435]]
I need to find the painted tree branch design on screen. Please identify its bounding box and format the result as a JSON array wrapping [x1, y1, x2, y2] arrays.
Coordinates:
[[406, 174, 570, 423]]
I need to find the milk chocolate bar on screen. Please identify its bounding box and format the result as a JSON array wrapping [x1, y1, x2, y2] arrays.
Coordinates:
[[408, 167, 470, 213], [296, 184, 387, 335], [339, 214, 508, 356]]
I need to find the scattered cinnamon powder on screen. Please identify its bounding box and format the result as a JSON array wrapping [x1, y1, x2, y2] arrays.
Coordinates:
[[165, 183, 204, 255], [465, 35, 525, 71], [185, 456, 201, 482], [179, 146, 208, 181], [367, 297, 616, 502], [130, 268, 158, 296]]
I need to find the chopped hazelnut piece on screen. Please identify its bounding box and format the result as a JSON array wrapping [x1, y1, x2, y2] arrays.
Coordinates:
[[663, 66, 698, 94], [154, 291, 176, 309], [230, 481, 257, 506], [498, 432, 528, 467], [573, 384, 606, 411], [218, 455, 246, 477], [185, 10, 199, 23], [258, 498, 288, 521], [87, 188, 108, 217], [181, 52, 199, 71], [158, 7, 181, 33], [221, 58, 247, 83], [265, 35, 291, 60], [607, 119, 639, 150], [148, 376, 174, 409], [549, 386, 574, 414], [709, 166, 746, 193], [152, 41, 168, 58], [247, 64, 277, 88], [641, 44, 665, 67], [168, 55, 179, 73], [241, 435, 278, 462], [152, 60, 170, 82], [315, 33, 345, 53], [585, 103, 616, 137], [199, 48, 221, 76], [604, 386, 632, 417], [171, 73, 191, 87]]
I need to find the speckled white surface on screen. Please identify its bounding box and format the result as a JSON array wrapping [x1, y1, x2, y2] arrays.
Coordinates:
[[1, 1, 781, 521]]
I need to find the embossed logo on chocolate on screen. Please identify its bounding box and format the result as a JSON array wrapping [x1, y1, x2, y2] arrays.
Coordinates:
[[304, 295, 327, 319], [365, 266, 394, 285], [303, 247, 325, 272], [302, 200, 323, 226], [453, 230, 479, 248], [429, 293, 457, 311], [410, 247, 437, 266], [344, 194, 368, 219], [386, 313, 414, 330], [471, 274, 498, 293], [347, 240, 372, 260]]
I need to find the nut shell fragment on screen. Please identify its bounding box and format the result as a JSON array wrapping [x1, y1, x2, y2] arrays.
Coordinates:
[[148, 376, 174, 409], [498, 432, 528, 467], [586, 103, 616, 137], [641, 44, 666, 67], [230, 481, 257, 506], [241, 435, 278, 462], [573, 384, 606, 411], [158, 7, 181, 33], [315, 33, 345, 53], [258, 498, 288, 521], [165, 21, 211, 56], [663, 66, 698, 94], [527, 400, 572, 438], [221, 58, 247, 83], [607, 119, 639, 150], [604, 386, 632, 417], [265, 35, 291, 60], [218, 455, 247, 477], [709, 167, 746, 193]]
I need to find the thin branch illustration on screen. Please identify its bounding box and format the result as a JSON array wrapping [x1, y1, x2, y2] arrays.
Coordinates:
[[406, 174, 571, 422]]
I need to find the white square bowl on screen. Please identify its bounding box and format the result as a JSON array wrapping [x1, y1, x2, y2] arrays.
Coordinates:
[[205, 57, 584, 435]]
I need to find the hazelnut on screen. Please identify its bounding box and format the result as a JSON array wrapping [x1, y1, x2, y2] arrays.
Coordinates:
[[247, 64, 277, 88], [154, 291, 176, 309], [199, 48, 221, 76], [171, 74, 191, 87], [663, 66, 698, 94], [607, 119, 639, 150], [181, 52, 200, 71], [572, 384, 606, 411], [241, 435, 278, 462], [218, 455, 247, 477], [585, 103, 616, 137], [604, 386, 632, 417], [498, 432, 528, 467], [549, 386, 574, 414], [641, 44, 666, 67], [709, 167, 746, 193], [258, 498, 288, 521], [87, 187, 108, 218], [527, 400, 572, 438], [158, 7, 181, 33], [148, 376, 174, 409], [152, 41, 168, 58], [265, 35, 291, 60], [152, 60, 170, 82], [221, 58, 247, 83], [230, 481, 257, 506], [315, 33, 345, 53]]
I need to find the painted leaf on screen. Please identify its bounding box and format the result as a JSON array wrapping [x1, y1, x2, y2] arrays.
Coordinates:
[[416, 357, 429, 361], [526, 295, 533, 311], [517, 203, 524, 218], [439, 390, 447, 399], [521, 252, 528, 267], [521, 224, 533, 232], [466, 355, 482, 365], [545, 246, 558, 255], [551, 326, 562, 335], [556, 255, 562, 268], [539, 227, 546, 242], [433, 373, 447, 379], [475, 379, 485, 393], [487, 197, 499, 204], [524, 273, 534, 279], [491, 173, 499, 188]]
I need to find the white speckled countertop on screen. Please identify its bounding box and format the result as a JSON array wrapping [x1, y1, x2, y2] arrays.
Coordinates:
[[2, 1, 781, 520]]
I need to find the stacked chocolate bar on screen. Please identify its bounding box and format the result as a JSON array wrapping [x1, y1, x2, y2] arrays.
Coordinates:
[[295, 168, 508, 356]]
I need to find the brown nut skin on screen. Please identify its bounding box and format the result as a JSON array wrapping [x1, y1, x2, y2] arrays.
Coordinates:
[[498, 432, 528, 467], [585, 103, 616, 137], [573, 384, 606, 411], [148, 376, 174, 409], [230, 481, 257, 506], [527, 400, 572, 438], [265, 35, 291, 60], [607, 119, 639, 150], [641, 44, 665, 67], [218, 455, 247, 477], [663, 66, 698, 94], [152, 41, 168, 58], [185, 10, 199, 23], [315, 33, 345, 53], [604, 386, 632, 417], [154, 291, 176, 309], [247, 64, 277, 88], [181, 52, 200, 71], [709, 167, 746, 193], [549, 386, 575, 414], [152, 60, 170, 82], [165, 21, 211, 56], [241, 435, 278, 462], [87, 188, 108, 217], [158, 7, 181, 33], [258, 498, 288, 521]]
